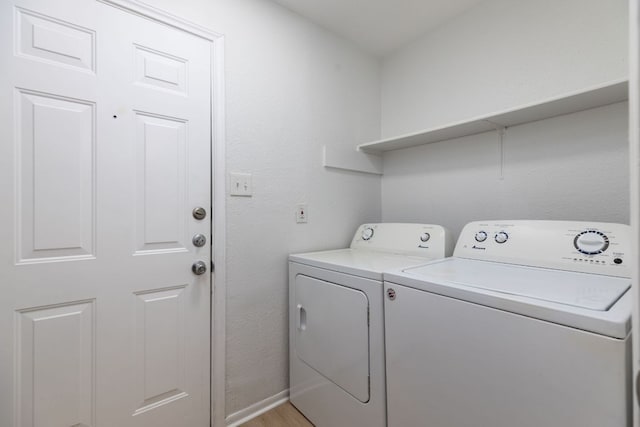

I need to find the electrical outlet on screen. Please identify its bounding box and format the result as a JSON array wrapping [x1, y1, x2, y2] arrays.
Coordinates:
[[296, 204, 308, 223], [229, 172, 252, 197]]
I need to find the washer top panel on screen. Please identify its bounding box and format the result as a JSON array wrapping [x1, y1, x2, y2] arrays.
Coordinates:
[[455, 220, 630, 278], [403, 258, 629, 311], [385, 257, 631, 338]]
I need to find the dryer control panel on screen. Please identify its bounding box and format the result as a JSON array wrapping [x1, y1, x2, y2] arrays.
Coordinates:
[[454, 220, 630, 278], [350, 223, 454, 258]]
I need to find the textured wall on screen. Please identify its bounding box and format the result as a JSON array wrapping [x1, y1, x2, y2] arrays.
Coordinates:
[[382, 103, 629, 240], [139, 0, 382, 417], [380, 0, 629, 238], [381, 0, 628, 137]]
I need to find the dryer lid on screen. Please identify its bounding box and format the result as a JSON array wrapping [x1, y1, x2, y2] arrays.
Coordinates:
[[290, 248, 433, 280], [402, 258, 630, 311]]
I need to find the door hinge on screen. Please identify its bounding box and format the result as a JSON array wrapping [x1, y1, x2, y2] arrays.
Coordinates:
[[636, 370, 640, 405]]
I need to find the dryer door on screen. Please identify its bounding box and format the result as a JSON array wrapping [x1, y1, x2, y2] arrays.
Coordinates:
[[294, 275, 370, 402]]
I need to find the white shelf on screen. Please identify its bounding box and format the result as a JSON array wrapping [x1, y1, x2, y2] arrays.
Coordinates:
[[358, 79, 629, 153]]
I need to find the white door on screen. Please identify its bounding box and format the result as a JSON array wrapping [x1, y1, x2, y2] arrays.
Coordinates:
[[0, 1, 212, 426]]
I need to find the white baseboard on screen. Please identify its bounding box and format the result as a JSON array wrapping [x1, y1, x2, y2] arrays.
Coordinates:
[[225, 389, 290, 427]]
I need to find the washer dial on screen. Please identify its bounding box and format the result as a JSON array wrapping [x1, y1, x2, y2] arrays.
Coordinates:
[[362, 227, 374, 241], [574, 230, 609, 255], [420, 232, 431, 242], [475, 231, 488, 242], [495, 231, 509, 244]]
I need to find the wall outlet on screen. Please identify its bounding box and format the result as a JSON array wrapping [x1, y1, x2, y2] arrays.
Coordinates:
[[229, 172, 253, 197], [296, 204, 308, 223]]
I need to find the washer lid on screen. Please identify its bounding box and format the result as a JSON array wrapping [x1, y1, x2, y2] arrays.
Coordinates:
[[290, 248, 434, 280], [403, 258, 629, 311]]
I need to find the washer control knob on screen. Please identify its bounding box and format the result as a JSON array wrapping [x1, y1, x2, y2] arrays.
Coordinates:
[[475, 231, 488, 242], [420, 232, 431, 242], [362, 227, 374, 241], [574, 230, 609, 255], [495, 232, 509, 244]]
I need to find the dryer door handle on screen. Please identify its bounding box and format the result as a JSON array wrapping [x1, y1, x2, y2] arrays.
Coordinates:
[[297, 304, 307, 331]]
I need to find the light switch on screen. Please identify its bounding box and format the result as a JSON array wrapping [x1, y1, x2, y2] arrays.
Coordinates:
[[229, 172, 252, 197]]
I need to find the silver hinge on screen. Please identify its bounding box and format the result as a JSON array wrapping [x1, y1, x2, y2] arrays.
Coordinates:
[[636, 370, 640, 405]]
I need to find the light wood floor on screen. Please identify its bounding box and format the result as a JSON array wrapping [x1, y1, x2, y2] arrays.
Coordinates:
[[240, 402, 314, 427]]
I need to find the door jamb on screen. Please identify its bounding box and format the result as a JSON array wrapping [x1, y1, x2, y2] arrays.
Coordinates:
[[629, 0, 639, 424], [96, 1, 226, 426]]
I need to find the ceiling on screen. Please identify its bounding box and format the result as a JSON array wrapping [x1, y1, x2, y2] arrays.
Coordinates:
[[270, 0, 486, 56]]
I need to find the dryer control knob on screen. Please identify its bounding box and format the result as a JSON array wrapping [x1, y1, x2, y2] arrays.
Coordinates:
[[574, 230, 609, 255], [362, 227, 374, 241], [495, 232, 509, 244], [420, 232, 430, 242], [475, 231, 488, 242]]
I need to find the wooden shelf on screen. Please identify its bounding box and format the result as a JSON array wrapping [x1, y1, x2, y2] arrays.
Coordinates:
[[358, 79, 629, 153]]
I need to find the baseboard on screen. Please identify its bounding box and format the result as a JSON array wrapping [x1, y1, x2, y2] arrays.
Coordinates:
[[225, 389, 289, 427]]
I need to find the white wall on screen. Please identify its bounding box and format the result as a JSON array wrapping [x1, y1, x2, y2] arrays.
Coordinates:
[[137, 0, 382, 417], [381, 0, 628, 137], [382, 102, 629, 237], [380, 0, 629, 237]]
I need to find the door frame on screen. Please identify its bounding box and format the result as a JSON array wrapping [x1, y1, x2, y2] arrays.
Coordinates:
[[97, 1, 227, 425], [630, 0, 639, 425]]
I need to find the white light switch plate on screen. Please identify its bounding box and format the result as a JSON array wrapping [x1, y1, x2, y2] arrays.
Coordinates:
[[229, 172, 253, 197]]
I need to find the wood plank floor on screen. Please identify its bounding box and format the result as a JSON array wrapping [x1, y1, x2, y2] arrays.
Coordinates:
[[240, 402, 314, 427]]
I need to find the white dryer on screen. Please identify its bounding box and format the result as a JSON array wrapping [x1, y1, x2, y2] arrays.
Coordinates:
[[289, 223, 453, 427], [383, 220, 631, 427]]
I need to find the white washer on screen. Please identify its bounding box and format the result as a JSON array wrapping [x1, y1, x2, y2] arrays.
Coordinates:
[[383, 220, 631, 427], [289, 223, 453, 427]]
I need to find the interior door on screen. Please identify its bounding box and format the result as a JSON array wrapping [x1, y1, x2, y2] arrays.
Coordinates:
[[0, 1, 212, 426]]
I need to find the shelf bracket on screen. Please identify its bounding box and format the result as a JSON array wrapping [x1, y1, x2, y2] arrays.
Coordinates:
[[323, 145, 383, 175], [483, 120, 507, 180]]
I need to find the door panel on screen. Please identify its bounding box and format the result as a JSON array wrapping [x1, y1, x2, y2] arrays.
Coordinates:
[[133, 286, 188, 415], [134, 45, 187, 94], [16, 89, 95, 262], [0, 1, 211, 426], [16, 7, 96, 72], [16, 300, 95, 427], [134, 112, 188, 254]]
